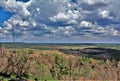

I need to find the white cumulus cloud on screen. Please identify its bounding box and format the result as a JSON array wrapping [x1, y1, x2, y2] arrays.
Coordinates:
[[0, 0, 120, 42]]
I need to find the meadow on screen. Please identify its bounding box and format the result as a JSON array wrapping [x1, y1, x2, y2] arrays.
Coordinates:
[[0, 43, 120, 81]]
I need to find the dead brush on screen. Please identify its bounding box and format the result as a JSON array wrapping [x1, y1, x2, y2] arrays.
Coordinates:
[[94, 60, 119, 80], [0, 48, 31, 79]]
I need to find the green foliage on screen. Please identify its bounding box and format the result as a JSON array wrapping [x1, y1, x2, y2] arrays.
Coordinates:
[[50, 54, 70, 79], [27, 49, 34, 54]]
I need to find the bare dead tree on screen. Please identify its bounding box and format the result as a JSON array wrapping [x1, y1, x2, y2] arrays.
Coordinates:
[[14, 50, 30, 78], [12, 26, 15, 43], [1, 50, 15, 74], [0, 37, 4, 57], [0, 49, 30, 79]]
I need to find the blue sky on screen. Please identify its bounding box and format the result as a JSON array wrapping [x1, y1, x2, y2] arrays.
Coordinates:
[[0, 7, 13, 26], [0, 0, 120, 43], [16, 0, 30, 2]]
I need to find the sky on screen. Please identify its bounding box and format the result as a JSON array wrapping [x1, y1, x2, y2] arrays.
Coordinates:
[[0, 7, 13, 26], [0, 0, 120, 43]]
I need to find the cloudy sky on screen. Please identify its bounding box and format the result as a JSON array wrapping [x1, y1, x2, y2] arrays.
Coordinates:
[[0, 0, 120, 43]]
